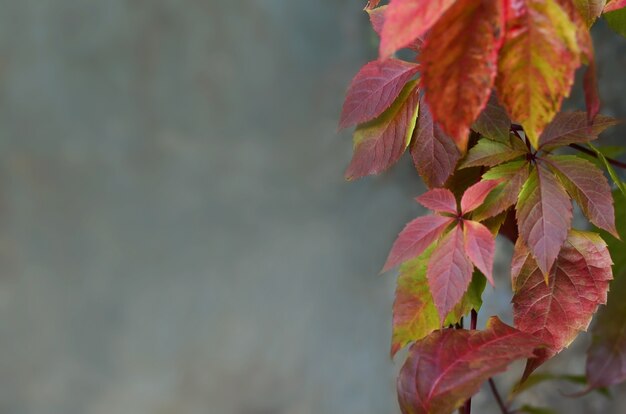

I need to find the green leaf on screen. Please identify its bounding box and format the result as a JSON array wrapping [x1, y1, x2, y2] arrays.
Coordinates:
[[517, 405, 558, 414], [472, 161, 530, 221], [605, 6, 626, 38], [460, 137, 527, 169], [588, 142, 626, 199]]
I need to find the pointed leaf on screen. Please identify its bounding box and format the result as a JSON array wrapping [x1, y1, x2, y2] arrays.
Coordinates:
[[516, 163, 573, 274], [573, 0, 607, 26], [589, 142, 626, 199], [472, 93, 512, 143], [392, 249, 486, 357], [496, 0, 581, 147], [538, 112, 619, 150], [472, 161, 530, 221], [605, 0, 626, 12], [463, 220, 495, 285], [512, 231, 612, 378], [339, 59, 420, 129], [421, 0, 505, 150], [367, 5, 423, 51], [415, 188, 457, 215], [427, 225, 474, 322], [546, 154, 618, 237], [383, 215, 455, 272], [397, 317, 543, 414], [461, 180, 501, 214], [380, 0, 456, 57], [410, 98, 461, 188], [584, 58, 601, 122], [345, 81, 419, 180], [460, 138, 527, 169]]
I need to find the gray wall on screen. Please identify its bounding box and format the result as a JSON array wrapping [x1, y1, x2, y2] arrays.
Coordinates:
[[0, 1, 624, 413]]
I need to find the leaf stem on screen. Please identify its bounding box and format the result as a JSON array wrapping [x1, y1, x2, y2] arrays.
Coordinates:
[[461, 310, 479, 414], [488, 378, 510, 414]]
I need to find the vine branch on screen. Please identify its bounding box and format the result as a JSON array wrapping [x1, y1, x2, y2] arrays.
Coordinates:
[[488, 378, 510, 414]]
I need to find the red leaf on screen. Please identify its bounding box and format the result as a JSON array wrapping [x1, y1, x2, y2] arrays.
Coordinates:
[[415, 188, 457, 215], [572, 0, 607, 25], [586, 269, 626, 389], [427, 225, 474, 321], [496, 0, 581, 147], [463, 220, 496, 285], [546, 154, 618, 237], [605, 0, 626, 12], [584, 55, 601, 123], [538, 112, 619, 150], [367, 5, 423, 51], [460, 180, 501, 214], [516, 163, 573, 275], [410, 98, 461, 188], [512, 231, 612, 379], [383, 215, 454, 272], [397, 317, 543, 414], [471, 161, 530, 221], [380, 0, 456, 57], [339, 59, 420, 129], [421, 0, 505, 151], [472, 93, 512, 143], [345, 81, 420, 180]]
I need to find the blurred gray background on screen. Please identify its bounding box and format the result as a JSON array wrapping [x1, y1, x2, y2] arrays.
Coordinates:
[[0, 1, 624, 413]]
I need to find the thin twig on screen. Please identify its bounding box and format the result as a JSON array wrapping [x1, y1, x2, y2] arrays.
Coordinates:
[[461, 310, 479, 414], [488, 378, 510, 414]]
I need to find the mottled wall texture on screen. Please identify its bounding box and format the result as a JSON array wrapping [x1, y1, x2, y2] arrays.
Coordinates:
[[0, 1, 625, 413]]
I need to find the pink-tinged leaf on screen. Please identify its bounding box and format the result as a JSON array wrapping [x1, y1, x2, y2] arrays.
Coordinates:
[[586, 269, 626, 389], [546, 155, 618, 237], [584, 58, 601, 122], [463, 220, 496, 285], [365, 0, 380, 10], [421, 0, 504, 151], [496, 0, 581, 147], [345, 81, 419, 180], [460, 137, 527, 169], [383, 215, 455, 272], [397, 317, 543, 414], [516, 163, 573, 274], [538, 112, 619, 150], [427, 225, 474, 322], [472, 93, 512, 143], [380, 0, 457, 57], [512, 231, 612, 379], [415, 188, 457, 215], [572, 0, 607, 26], [410, 98, 461, 188], [339, 59, 420, 129], [461, 180, 501, 214], [605, 0, 626, 12], [472, 161, 530, 221]]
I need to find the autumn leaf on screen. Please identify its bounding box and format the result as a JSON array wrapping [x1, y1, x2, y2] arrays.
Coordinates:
[[392, 248, 486, 357], [415, 188, 457, 215], [512, 231, 613, 380], [496, 0, 581, 147], [516, 163, 573, 275], [471, 161, 530, 221], [538, 112, 619, 150], [605, 0, 626, 12], [572, 0, 607, 26], [366, 5, 423, 51], [421, 0, 504, 151], [460, 137, 527, 169], [464, 220, 495, 285], [410, 97, 461, 188], [380, 0, 457, 57], [427, 225, 474, 322], [397, 317, 543, 414], [472, 93, 512, 144], [460, 179, 501, 214], [339, 59, 420, 129], [383, 214, 454, 272], [345, 81, 419, 180], [546, 154, 618, 237]]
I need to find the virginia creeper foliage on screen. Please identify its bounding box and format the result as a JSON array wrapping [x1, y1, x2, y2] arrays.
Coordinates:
[[340, 1, 626, 413]]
